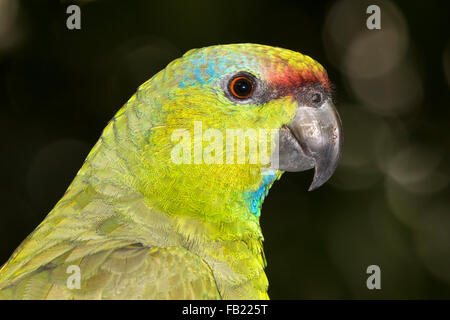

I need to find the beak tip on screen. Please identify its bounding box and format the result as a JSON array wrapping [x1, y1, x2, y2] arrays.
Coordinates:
[[307, 180, 322, 191], [307, 164, 339, 191]]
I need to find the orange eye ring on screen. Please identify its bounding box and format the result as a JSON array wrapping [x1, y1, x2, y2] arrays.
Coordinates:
[[229, 76, 254, 99]]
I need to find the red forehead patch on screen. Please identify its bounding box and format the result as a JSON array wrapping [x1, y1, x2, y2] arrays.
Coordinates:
[[264, 57, 330, 92]]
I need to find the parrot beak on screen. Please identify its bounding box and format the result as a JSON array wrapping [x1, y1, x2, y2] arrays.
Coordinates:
[[272, 99, 343, 191]]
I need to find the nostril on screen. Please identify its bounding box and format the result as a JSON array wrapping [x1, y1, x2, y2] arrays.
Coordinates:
[[311, 92, 322, 105]]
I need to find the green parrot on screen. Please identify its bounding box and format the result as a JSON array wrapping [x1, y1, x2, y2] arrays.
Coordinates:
[[0, 44, 342, 299]]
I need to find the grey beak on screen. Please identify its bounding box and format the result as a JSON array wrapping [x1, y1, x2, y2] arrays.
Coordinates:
[[272, 100, 343, 191]]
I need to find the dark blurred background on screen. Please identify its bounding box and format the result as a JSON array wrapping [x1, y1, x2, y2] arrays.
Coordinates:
[[0, 0, 449, 299]]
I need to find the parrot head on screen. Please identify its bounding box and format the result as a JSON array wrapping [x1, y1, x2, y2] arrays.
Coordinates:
[[91, 43, 342, 238]]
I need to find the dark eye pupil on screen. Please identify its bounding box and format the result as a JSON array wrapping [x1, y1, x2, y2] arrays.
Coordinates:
[[234, 79, 251, 95], [312, 93, 322, 104]]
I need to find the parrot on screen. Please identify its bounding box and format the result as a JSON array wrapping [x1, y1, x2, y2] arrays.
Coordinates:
[[0, 43, 342, 299]]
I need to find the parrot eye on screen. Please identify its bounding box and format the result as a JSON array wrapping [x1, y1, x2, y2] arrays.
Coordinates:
[[229, 75, 254, 99]]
